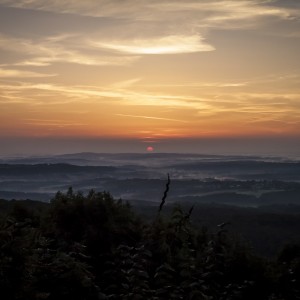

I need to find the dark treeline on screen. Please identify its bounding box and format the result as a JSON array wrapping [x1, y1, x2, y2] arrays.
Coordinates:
[[132, 201, 300, 258], [0, 189, 300, 299]]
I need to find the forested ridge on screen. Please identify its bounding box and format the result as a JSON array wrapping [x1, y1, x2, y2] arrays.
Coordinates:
[[0, 188, 299, 299]]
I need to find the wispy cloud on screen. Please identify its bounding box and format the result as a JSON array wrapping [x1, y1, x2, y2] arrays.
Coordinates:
[[136, 72, 300, 91], [17, 54, 139, 67], [1, 80, 299, 123], [0, 0, 298, 72], [1, 1, 298, 48], [115, 113, 189, 123], [0, 81, 210, 108], [23, 118, 87, 127], [92, 35, 214, 54], [110, 78, 141, 88], [0, 68, 56, 78], [1, 0, 297, 22], [1, 79, 299, 137], [137, 82, 248, 88], [0, 34, 139, 67]]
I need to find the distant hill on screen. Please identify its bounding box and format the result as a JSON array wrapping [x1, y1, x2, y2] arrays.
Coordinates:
[[0, 153, 300, 203]]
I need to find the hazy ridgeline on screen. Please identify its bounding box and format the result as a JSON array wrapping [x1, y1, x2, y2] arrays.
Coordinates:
[[1, 152, 300, 203]]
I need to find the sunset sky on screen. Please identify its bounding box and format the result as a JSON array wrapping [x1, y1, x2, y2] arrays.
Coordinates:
[[0, 0, 300, 156]]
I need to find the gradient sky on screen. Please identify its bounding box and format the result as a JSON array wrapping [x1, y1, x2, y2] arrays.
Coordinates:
[[0, 0, 300, 156]]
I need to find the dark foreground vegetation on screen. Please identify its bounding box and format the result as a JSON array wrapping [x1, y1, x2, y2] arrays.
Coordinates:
[[0, 188, 300, 300]]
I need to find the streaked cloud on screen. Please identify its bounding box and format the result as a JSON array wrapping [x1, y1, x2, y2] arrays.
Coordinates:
[[1, 0, 298, 22], [1, 1, 299, 44], [138, 82, 248, 88], [115, 114, 189, 123], [0, 34, 139, 67], [0, 68, 55, 78], [0, 81, 210, 108], [1, 80, 299, 118], [110, 78, 141, 88], [15, 54, 139, 67], [92, 35, 214, 54], [23, 118, 87, 127]]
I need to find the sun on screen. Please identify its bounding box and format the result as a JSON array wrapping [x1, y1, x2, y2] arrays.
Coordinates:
[[146, 146, 154, 152]]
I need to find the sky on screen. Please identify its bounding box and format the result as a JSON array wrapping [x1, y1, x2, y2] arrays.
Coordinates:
[[0, 0, 300, 157]]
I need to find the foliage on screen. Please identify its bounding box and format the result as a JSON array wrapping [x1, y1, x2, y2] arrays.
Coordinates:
[[0, 187, 299, 299]]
